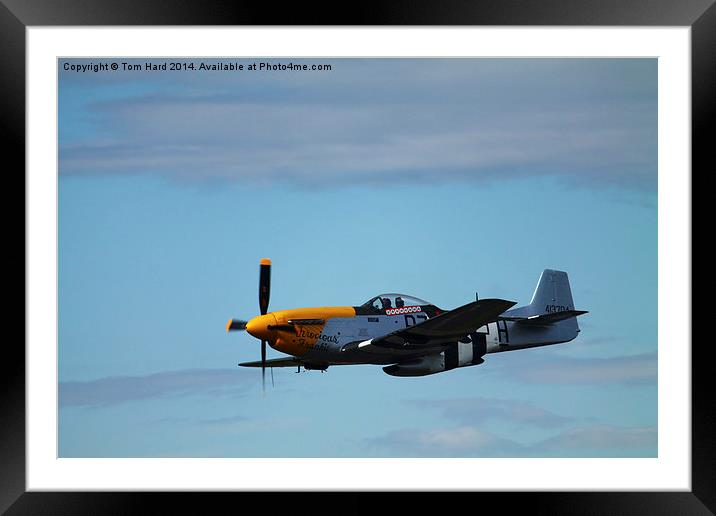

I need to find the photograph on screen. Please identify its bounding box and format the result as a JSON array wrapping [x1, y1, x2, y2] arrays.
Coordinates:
[[57, 57, 658, 459], [7, 5, 707, 510]]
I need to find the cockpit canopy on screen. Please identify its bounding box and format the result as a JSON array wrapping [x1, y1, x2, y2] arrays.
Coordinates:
[[361, 293, 431, 311]]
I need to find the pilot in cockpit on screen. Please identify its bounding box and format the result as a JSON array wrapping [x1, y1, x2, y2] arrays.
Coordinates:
[[381, 297, 392, 310], [395, 296, 405, 308]]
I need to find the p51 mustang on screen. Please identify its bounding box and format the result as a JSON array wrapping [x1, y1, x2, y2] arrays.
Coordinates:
[[227, 259, 587, 389]]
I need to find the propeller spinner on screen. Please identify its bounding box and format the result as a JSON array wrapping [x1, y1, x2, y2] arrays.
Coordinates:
[[226, 257, 272, 392]]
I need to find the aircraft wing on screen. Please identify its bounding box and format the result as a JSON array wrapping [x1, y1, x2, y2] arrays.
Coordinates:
[[355, 298, 516, 354], [239, 357, 303, 368]]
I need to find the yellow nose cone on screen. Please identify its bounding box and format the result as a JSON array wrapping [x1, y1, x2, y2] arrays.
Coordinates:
[[245, 314, 277, 341]]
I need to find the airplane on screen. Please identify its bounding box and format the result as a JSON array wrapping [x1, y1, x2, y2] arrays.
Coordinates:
[[226, 259, 587, 389]]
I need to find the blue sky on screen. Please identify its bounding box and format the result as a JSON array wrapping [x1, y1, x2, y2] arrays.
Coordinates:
[[58, 58, 657, 457]]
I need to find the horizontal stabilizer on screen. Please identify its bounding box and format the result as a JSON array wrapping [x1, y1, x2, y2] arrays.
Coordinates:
[[500, 310, 588, 325]]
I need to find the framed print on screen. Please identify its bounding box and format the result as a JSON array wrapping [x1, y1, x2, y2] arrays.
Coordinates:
[[7, 0, 712, 513]]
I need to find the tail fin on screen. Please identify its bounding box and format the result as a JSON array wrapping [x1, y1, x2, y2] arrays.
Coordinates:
[[529, 269, 576, 315], [500, 269, 586, 343], [504, 269, 582, 319]]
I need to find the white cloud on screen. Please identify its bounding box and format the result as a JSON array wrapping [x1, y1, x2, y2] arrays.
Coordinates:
[[365, 426, 524, 457], [365, 423, 657, 457], [536, 425, 657, 455], [494, 351, 657, 385], [59, 368, 255, 407], [59, 59, 657, 191], [408, 397, 572, 428]]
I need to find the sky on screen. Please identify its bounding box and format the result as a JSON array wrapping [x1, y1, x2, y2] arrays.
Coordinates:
[[58, 58, 657, 458]]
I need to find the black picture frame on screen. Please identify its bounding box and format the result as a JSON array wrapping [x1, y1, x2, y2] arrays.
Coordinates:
[[6, 1, 711, 513]]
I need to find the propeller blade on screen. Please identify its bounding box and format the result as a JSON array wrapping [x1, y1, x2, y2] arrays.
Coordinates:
[[261, 339, 267, 393], [259, 258, 271, 315], [226, 319, 248, 332]]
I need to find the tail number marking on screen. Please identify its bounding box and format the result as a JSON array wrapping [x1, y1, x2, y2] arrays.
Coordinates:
[[545, 305, 571, 313]]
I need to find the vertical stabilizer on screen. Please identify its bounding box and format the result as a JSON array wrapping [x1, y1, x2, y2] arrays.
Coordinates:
[[499, 269, 585, 346], [529, 269, 575, 314]]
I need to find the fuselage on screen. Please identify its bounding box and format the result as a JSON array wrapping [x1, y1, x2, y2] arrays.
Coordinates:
[[245, 293, 578, 367]]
